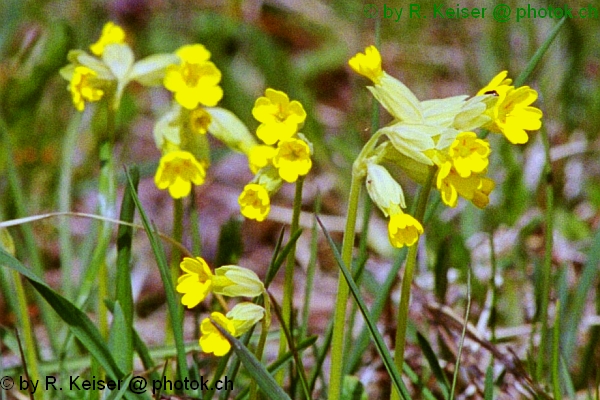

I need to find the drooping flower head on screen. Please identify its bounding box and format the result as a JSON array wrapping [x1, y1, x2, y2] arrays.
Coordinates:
[[478, 71, 542, 144], [238, 183, 270, 222], [436, 161, 494, 208], [348, 45, 383, 84], [90, 22, 126, 56], [164, 44, 223, 110], [67, 66, 105, 112], [200, 312, 236, 356], [199, 303, 266, 356], [272, 138, 312, 183], [176, 257, 214, 308], [214, 266, 265, 298], [388, 211, 424, 248], [154, 150, 206, 199], [252, 89, 306, 145]]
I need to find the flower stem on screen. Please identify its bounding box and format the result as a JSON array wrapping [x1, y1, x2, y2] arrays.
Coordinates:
[[391, 166, 436, 400], [328, 172, 362, 400], [277, 177, 304, 383]]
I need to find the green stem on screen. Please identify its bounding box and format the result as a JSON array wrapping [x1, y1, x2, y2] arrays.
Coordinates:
[[391, 166, 436, 400], [166, 198, 184, 346], [329, 130, 385, 400], [536, 125, 554, 381], [277, 177, 304, 384], [11, 270, 40, 388], [250, 293, 272, 400], [328, 172, 361, 400]]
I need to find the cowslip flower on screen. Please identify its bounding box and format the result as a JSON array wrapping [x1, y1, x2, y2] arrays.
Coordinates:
[[90, 22, 126, 56], [436, 161, 494, 208], [478, 71, 542, 144], [238, 183, 270, 222], [388, 211, 424, 248], [248, 145, 276, 174], [252, 88, 306, 145], [272, 138, 312, 182], [348, 45, 383, 84], [176, 257, 264, 308], [200, 312, 236, 356], [67, 66, 105, 112], [448, 131, 490, 177], [200, 303, 265, 356], [154, 150, 206, 199], [176, 257, 216, 308], [164, 44, 223, 110]]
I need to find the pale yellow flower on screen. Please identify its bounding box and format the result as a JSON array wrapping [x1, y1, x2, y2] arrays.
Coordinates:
[[90, 22, 126, 56], [68, 66, 104, 112], [238, 183, 270, 222], [252, 89, 306, 145], [348, 45, 383, 84], [448, 132, 490, 177], [272, 138, 312, 183], [388, 211, 424, 248], [200, 312, 236, 356], [154, 150, 206, 199], [164, 44, 223, 110]]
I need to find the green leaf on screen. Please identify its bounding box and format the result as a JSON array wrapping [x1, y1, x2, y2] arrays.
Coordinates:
[[264, 228, 302, 288], [108, 302, 132, 374], [416, 331, 450, 399], [124, 168, 190, 389], [317, 217, 411, 399], [484, 364, 494, 400], [105, 374, 133, 400], [210, 320, 291, 400], [0, 249, 125, 382]]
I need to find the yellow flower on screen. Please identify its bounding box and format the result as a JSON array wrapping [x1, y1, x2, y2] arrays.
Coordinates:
[[154, 150, 206, 199], [189, 107, 212, 135], [477, 70, 513, 95], [248, 145, 276, 174], [489, 86, 542, 144], [252, 89, 306, 145], [436, 161, 494, 208], [176, 257, 214, 308], [68, 66, 104, 112], [272, 138, 312, 183], [348, 45, 383, 84], [238, 183, 270, 222], [200, 312, 236, 356], [90, 22, 126, 56], [164, 44, 223, 110], [448, 132, 490, 178], [478, 71, 542, 144], [214, 266, 264, 298], [388, 211, 424, 248]]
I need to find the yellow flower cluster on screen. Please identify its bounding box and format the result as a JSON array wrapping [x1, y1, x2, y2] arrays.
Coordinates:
[[238, 89, 313, 222], [176, 257, 266, 356], [349, 45, 543, 248]]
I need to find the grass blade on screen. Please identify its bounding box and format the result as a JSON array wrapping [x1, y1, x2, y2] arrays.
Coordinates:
[[416, 331, 450, 399], [317, 217, 411, 399], [264, 228, 303, 289], [210, 319, 291, 400], [124, 168, 190, 389], [0, 248, 126, 382]]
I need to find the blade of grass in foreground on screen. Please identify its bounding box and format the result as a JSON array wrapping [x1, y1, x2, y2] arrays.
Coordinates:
[[210, 319, 291, 400], [125, 168, 190, 392], [317, 217, 411, 399], [0, 249, 144, 400]]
